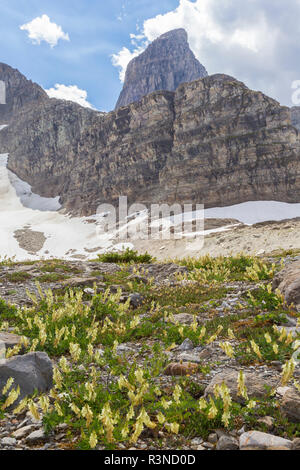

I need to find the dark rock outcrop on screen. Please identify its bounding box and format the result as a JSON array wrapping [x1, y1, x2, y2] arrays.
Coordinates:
[[115, 28, 208, 109], [0, 63, 48, 124]]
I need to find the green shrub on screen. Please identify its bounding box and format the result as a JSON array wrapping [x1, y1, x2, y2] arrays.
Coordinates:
[[97, 249, 154, 264]]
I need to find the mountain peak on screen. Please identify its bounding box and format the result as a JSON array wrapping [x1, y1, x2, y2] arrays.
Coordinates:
[[115, 29, 208, 109], [0, 63, 47, 123], [158, 28, 188, 41]]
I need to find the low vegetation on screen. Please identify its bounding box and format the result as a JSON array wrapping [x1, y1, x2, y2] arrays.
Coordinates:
[[0, 252, 299, 449], [97, 249, 154, 264]]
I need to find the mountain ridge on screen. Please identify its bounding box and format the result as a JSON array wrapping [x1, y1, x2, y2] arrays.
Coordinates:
[[1, 67, 300, 216], [115, 28, 208, 109]]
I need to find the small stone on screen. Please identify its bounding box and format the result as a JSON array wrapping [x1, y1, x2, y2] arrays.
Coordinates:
[[164, 362, 198, 376], [1, 437, 17, 446], [276, 386, 291, 397], [191, 437, 203, 446], [84, 288, 94, 295], [239, 431, 293, 450], [0, 332, 26, 353], [257, 416, 274, 431], [172, 313, 195, 325], [176, 352, 202, 363], [129, 293, 144, 309], [216, 435, 239, 451], [292, 438, 300, 450], [116, 344, 135, 355], [202, 442, 214, 449], [271, 361, 282, 371], [177, 338, 194, 351], [57, 423, 68, 430], [208, 433, 218, 444], [26, 429, 47, 444], [197, 445, 206, 451], [12, 425, 36, 439]]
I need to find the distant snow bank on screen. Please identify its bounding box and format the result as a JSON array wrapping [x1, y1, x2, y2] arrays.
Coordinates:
[[0, 155, 61, 212], [205, 201, 300, 225], [152, 200, 300, 230], [0, 148, 114, 261]]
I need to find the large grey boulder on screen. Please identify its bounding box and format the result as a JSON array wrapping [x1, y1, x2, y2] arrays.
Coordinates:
[[272, 260, 300, 306], [0, 352, 53, 404], [204, 369, 278, 403], [239, 431, 293, 450]]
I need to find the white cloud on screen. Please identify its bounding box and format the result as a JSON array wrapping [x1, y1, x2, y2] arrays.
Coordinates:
[[111, 0, 300, 106], [45, 84, 94, 109], [20, 14, 70, 48], [111, 46, 145, 82]]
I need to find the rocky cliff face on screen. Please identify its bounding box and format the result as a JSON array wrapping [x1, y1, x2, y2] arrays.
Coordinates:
[[0, 63, 48, 123], [1, 72, 300, 216], [115, 29, 208, 109]]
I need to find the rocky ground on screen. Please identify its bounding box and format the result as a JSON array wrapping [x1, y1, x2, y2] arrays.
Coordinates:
[[134, 218, 300, 261], [0, 252, 299, 451]]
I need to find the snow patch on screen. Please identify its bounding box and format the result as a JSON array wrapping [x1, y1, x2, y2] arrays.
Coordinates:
[[205, 201, 300, 225], [0, 153, 115, 261]]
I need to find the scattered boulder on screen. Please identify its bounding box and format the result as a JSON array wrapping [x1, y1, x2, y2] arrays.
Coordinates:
[[280, 388, 300, 423], [208, 433, 218, 444], [239, 431, 293, 450], [61, 277, 98, 288], [25, 429, 47, 444], [141, 264, 188, 283], [12, 424, 37, 439], [292, 438, 300, 450], [177, 338, 194, 351], [176, 352, 202, 364], [216, 435, 239, 450], [129, 293, 144, 309], [172, 313, 195, 325], [1, 437, 17, 447], [0, 332, 26, 353], [257, 416, 274, 431], [272, 260, 300, 306], [0, 352, 53, 404], [164, 362, 198, 376], [204, 369, 278, 403]]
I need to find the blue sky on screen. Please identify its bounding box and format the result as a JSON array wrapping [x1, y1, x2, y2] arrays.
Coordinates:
[[0, 0, 179, 110], [2, 0, 300, 111]]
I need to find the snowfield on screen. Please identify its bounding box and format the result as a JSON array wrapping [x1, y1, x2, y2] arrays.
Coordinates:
[[205, 201, 300, 225], [0, 153, 116, 261]]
